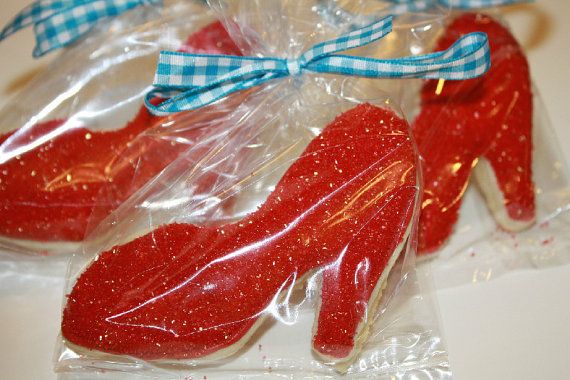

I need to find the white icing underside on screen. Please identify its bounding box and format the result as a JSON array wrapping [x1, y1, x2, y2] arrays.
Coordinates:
[[473, 157, 534, 232]]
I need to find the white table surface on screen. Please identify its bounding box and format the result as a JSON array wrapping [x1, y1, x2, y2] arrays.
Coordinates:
[[0, 1, 569, 379]]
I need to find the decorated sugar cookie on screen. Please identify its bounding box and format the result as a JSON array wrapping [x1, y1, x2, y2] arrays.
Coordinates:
[[0, 21, 241, 244], [62, 103, 419, 368], [413, 13, 535, 254]]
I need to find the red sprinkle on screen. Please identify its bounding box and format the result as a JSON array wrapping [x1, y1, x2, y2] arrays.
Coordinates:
[[62, 104, 417, 362], [413, 13, 535, 254], [0, 21, 241, 242]]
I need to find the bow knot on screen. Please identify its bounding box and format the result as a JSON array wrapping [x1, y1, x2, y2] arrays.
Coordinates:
[[145, 16, 491, 116], [286, 59, 303, 76]]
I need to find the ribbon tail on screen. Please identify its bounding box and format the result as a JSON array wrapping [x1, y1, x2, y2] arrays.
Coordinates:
[[32, 16, 99, 57], [309, 32, 490, 80], [388, 0, 532, 11], [402, 31, 491, 79], [440, 0, 533, 9], [389, 0, 436, 15], [0, 0, 76, 41], [146, 74, 281, 116], [2, 0, 162, 56], [300, 16, 393, 62]]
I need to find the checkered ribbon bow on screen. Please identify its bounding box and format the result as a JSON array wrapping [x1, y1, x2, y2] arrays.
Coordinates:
[[0, 0, 162, 57], [145, 16, 490, 115], [389, 0, 531, 14]]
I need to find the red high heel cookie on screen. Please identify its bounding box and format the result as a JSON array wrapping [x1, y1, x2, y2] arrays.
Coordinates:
[[413, 13, 535, 254], [62, 103, 418, 367], [0, 21, 241, 244]]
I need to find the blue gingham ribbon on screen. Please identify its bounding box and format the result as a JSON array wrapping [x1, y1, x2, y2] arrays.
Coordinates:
[[145, 16, 490, 115], [389, 0, 531, 14], [317, 0, 532, 30], [0, 0, 162, 57]]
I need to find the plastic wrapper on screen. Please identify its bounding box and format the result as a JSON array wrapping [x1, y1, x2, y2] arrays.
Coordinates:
[[0, 0, 243, 260], [56, 1, 451, 378], [327, 2, 570, 286], [401, 9, 570, 287], [313, 1, 453, 125]]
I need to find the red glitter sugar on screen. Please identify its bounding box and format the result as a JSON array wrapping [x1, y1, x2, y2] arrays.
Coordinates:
[[413, 13, 535, 254], [0, 21, 241, 243], [62, 103, 418, 362]]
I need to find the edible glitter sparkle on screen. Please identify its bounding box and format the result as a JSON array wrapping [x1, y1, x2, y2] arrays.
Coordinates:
[[413, 13, 535, 254], [0, 21, 241, 242], [62, 104, 418, 362]]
